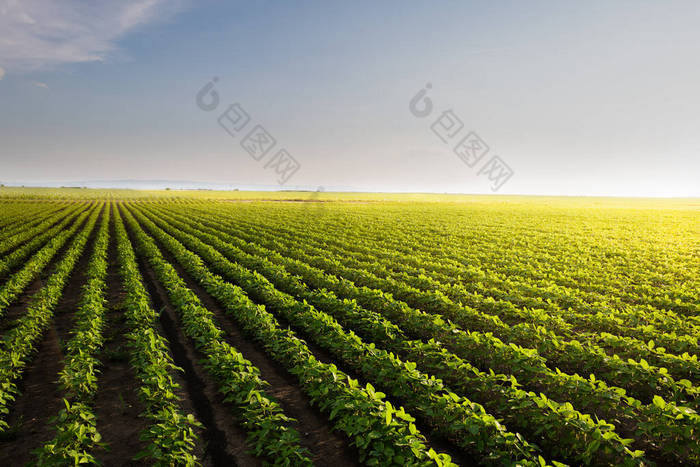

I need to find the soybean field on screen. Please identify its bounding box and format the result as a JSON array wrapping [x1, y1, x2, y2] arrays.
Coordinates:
[[0, 191, 697, 466]]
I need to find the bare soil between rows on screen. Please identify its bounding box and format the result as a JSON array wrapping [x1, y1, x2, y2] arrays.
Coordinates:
[[134, 206, 475, 465], [0, 208, 98, 465], [123, 206, 361, 466], [0, 202, 470, 466]]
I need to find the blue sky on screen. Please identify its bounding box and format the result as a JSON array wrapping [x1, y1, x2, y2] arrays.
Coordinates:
[[1, 0, 699, 196]]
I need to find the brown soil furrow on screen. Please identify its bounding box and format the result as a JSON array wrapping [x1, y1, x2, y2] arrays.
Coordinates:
[[0, 207, 91, 334], [93, 205, 150, 466], [137, 211, 472, 465], [122, 215, 257, 466], [0, 206, 101, 465], [144, 228, 361, 466], [0, 205, 74, 259]]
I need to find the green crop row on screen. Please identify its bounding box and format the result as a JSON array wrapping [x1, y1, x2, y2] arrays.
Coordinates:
[[130, 204, 556, 466], [0, 204, 100, 432], [0, 206, 92, 319], [275, 223, 700, 356], [197, 206, 698, 406], [122, 205, 459, 467], [389, 271, 699, 367], [113, 205, 201, 465], [0, 202, 42, 229], [35, 204, 111, 464], [0, 203, 70, 248], [0, 203, 77, 256], [141, 204, 651, 466], [0, 203, 86, 278], [223, 202, 698, 323], [121, 206, 313, 465], [257, 202, 697, 316], [182, 201, 700, 360], [280, 249, 699, 404], [153, 202, 699, 464], [224, 203, 700, 345]]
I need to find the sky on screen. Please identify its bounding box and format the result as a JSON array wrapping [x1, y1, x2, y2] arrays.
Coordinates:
[[0, 0, 699, 196]]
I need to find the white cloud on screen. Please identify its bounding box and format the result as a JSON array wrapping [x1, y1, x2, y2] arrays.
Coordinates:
[[31, 80, 48, 88], [0, 0, 187, 71]]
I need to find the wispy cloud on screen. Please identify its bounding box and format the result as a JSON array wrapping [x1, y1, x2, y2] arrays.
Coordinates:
[[0, 66, 5, 79], [0, 0, 187, 72], [31, 80, 48, 88]]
